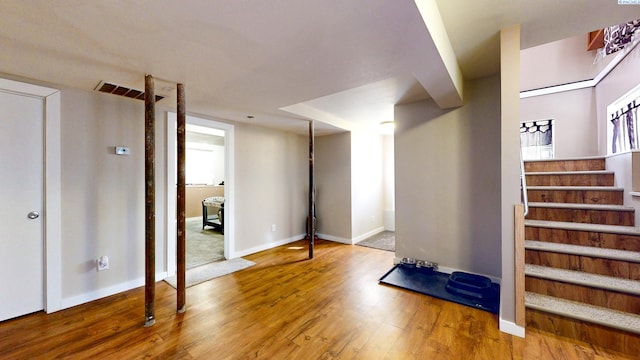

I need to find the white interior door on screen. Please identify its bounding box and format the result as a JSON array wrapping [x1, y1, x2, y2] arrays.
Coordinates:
[[0, 90, 44, 321]]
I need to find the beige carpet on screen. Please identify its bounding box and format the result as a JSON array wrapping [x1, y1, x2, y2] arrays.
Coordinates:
[[186, 217, 224, 269], [356, 231, 395, 252]]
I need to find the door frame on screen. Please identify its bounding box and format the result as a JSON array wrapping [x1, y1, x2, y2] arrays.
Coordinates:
[[0, 78, 62, 313], [166, 112, 235, 276]]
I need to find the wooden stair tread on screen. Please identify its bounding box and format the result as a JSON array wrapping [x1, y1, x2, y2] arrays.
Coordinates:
[[525, 240, 640, 263], [526, 170, 614, 176], [527, 186, 623, 191], [527, 202, 634, 211], [525, 292, 640, 335], [525, 264, 640, 295], [525, 219, 640, 235]]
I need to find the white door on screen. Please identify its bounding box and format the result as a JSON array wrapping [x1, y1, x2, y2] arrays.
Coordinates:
[[0, 89, 44, 321]]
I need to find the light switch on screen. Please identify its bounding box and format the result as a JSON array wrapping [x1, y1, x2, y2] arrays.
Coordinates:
[[115, 146, 130, 155]]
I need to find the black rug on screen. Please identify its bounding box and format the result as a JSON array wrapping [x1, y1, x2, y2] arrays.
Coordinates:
[[379, 264, 499, 314]]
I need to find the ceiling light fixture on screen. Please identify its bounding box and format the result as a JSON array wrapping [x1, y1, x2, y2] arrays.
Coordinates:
[[379, 121, 395, 135]]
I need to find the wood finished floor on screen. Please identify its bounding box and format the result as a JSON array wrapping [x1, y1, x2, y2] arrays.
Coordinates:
[[0, 240, 635, 359]]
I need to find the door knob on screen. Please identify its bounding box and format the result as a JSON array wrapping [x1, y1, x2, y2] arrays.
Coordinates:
[[27, 211, 40, 219]]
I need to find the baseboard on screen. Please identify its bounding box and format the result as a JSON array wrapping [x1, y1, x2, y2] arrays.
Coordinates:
[[231, 234, 304, 258], [352, 227, 385, 243], [59, 271, 168, 311], [316, 233, 351, 244], [499, 318, 525, 338]]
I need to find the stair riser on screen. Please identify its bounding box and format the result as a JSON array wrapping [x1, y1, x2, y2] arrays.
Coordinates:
[[525, 250, 640, 280], [526, 173, 614, 186], [525, 227, 640, 252], [528, 189, 623, 205], [525, 309, 640, 356], [525, 277, 640, 313], [524, 159, 606, 172], [526, 207, 634, 226]]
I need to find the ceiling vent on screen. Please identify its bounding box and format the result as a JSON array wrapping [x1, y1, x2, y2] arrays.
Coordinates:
[[94, 81, 165, 102]]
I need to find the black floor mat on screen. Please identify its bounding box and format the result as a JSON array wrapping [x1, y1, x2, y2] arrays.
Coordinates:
[[379, 264, 500, 314]]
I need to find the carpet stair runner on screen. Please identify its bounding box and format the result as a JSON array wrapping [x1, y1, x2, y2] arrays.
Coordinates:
[[523, 157, 640, 355]]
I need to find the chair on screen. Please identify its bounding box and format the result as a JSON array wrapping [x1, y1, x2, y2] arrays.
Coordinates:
[[202, 197, 224, 233]]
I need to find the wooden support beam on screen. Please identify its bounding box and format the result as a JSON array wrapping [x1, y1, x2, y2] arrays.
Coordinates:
[[176, 83, 186, 313], [308, 120, 315, 259], [144, 74, 156, 327], [514, 203, 525, 327]]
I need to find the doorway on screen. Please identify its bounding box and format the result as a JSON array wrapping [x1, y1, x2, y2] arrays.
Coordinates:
[[0, 78, 62, 319], [166, 113, 235, 276]]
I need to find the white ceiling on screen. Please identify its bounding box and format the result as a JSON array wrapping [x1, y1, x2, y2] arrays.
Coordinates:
[[1, 1, 640, 135]]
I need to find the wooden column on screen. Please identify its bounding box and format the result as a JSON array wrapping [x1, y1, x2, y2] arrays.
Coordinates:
[[514, 203, 525, 327], [144, 74, 156, 327], [176, 83, 186, 313], [308, 120, 315, 259]]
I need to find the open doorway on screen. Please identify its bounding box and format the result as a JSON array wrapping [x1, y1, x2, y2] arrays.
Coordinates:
[[166, 113, 235, 276]]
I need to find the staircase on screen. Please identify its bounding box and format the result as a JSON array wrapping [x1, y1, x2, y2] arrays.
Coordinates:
[[523, 157, 640, 355]]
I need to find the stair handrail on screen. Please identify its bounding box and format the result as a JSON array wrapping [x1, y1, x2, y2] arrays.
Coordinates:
[[520, 145, 529, 217]]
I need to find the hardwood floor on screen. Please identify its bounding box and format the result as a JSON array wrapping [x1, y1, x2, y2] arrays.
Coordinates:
[[0, 240, 635, 359]]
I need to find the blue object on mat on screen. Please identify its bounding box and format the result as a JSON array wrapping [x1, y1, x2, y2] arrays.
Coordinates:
[[379, 264, 500, 314]]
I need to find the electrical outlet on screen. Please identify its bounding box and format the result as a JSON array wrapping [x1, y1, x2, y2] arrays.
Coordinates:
[[97, 256, 109, 271], [271, 224, 276, 232]]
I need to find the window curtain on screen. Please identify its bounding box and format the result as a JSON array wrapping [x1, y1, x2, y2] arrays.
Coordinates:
[[604, 19, 640, 55], [610, 100, 639, 153], [520, 120, 552, 147]]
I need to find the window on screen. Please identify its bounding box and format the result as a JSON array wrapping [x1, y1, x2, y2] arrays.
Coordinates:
[[520, 120, 554, 160]]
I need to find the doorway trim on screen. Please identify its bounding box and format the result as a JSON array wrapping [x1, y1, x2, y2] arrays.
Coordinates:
[[0, 78, 62, 313], [166, 112, 235, 276]]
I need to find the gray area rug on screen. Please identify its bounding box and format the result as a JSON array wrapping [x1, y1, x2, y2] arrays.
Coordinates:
[[186, 217, 224, 269], [164, 258, 256, 288], [356, 231, 395, 252]]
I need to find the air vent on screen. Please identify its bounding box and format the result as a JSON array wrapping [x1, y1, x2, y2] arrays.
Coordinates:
[[94, 81, 165, 102]]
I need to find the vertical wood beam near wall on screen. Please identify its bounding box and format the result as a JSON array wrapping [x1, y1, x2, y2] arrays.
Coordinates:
[[308, 120, 316, 259], [176, 83, 186, 313], [144, 74, 156, 327], [514, 203, 525, 327]]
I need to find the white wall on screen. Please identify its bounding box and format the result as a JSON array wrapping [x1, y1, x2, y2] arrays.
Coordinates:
[[383, 135, 395, 231], [500, 24, 522, 334], [520, 34, 614, 92], [350, 129, 385, 242], [394, 75, 501, 278]]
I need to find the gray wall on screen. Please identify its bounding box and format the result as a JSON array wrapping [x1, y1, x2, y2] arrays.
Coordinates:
[[394, 75, 501, 278], [10, 78, 310, 306], [520, 87, 598, 157], [315, 132, 352, 240], [234, 123, 308, 251], [61, 87, 161, 299]]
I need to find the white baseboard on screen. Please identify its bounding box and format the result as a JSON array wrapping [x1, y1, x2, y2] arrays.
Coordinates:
[[499, 318, 525, 338], [231, 234, 305, 258], [316, 233, 351, 244], [59, 271, 168, 311], [352, 227, 385, 243]]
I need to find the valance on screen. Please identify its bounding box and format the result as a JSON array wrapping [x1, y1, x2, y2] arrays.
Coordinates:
[[604, 19, 640, 55]]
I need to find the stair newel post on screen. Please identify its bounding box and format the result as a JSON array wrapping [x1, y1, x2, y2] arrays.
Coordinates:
[[308, 120, 316, 259], [176, 83, 186, 313], [144, 74, 156, 327]]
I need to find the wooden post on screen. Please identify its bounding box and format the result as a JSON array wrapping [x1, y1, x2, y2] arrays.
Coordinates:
[[308, 120, 315, 259], [176, 83, 186, 313], [514, 203, 525, 327], [144, 74, 156, 327]]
